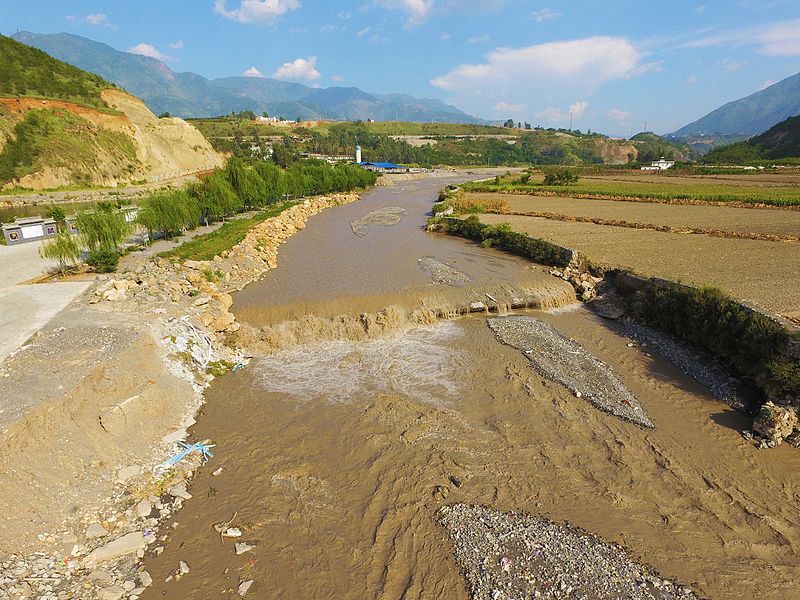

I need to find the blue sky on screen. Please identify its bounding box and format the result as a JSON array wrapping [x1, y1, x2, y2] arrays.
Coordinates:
[[2, 0, 799, 134]]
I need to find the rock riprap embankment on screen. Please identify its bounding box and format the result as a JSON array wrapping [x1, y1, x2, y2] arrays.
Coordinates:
[[488, 316, 653, 428], [91, 193, 359, 337], [440, 504, 698, 600]]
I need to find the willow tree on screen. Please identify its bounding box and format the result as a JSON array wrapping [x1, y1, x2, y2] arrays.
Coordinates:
[[39, 231, 80, 275]]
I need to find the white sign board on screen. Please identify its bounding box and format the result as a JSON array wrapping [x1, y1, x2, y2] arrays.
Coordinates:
[[20, 224, 44, 239]]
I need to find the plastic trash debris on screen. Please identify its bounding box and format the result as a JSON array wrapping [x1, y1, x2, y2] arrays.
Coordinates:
[[223, 527, 242, 538], [235, 542, 255, 555], [238, 579, 254, 596], [500, 556, 512, 572], [212, 467, 223, 476], [154, 441, 215, 475]]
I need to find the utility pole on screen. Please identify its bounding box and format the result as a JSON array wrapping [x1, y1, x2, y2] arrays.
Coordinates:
[[569, 113, 573, 131]]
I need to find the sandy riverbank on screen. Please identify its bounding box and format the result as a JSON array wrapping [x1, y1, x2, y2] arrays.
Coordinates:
[[0, 192, 365, 599]]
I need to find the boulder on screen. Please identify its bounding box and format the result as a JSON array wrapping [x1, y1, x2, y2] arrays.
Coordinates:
[[84, 532, 146, 565], [752, 402, 799, 445]]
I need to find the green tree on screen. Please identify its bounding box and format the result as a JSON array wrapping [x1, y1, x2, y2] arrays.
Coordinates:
[[76, 202, 130, 252], [45, 204, 66, 225], [39, 231, 80, 275]]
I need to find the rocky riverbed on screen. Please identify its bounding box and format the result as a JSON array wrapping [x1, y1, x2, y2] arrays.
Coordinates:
[[440, 504, 698, 600]]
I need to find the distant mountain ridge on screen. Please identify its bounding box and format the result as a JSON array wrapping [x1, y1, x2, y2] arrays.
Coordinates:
[[703, 115, 800, 163], [12, 31, 481, 123], [671, 72, 800, 137]]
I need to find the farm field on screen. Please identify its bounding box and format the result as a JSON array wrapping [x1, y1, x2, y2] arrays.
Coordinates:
[[469, 192, 800, 238], [467, 172, 800, 206], [477, 212, 800, 319]]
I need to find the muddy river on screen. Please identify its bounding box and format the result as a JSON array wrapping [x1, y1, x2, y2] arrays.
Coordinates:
[[141, 174, 800, 599]]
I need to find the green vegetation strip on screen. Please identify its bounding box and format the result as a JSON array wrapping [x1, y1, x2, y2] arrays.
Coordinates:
[[464, 177, 800, 207], [626, 279, 800, 404], [158, 202, 296, 262], [437, 215, 573, 268]]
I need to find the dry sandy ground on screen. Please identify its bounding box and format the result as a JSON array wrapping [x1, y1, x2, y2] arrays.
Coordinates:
[[477, 192, 800, 238], [478, 213, 800, 320]]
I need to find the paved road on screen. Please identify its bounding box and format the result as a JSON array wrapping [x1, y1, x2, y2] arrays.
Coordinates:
[[0, 241, 92, 365]]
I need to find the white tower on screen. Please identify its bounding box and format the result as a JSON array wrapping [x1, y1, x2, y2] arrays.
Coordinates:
[[355, 145, 362, 164]]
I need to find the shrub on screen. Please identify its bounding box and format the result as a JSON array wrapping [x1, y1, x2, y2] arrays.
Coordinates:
[[442, 216, 571, 267], [86, 247, 120, 272], [45, 204, 66, 225], [542, 167, 579, 185], [631, 282, 799, 401]]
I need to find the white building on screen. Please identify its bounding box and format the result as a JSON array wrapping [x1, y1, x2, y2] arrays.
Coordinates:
[[641, 157, 675, 171]]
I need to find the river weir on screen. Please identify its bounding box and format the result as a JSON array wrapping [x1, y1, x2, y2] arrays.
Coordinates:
[[140, 173, 800, 600]]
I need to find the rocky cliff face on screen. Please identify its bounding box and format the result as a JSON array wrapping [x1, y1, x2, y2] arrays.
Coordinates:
[[0, 89, 223, 190]]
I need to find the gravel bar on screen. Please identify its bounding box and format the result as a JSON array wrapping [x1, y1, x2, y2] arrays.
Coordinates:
[[440, 504, 699, 600], [418, 256, 472, 287], [350, 206, 407, 237], [488, 316, 654, 428]]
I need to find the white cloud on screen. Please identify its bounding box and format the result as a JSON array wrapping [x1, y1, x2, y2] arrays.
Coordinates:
[[441, 32, 452, 40], [684, 19, 800, 56], [273, 56, 321, 81], [320, 24, 345, 32], [531, 8, 561, 23], [686, 75, 698, 84], [718, 58, 745, 71], [606, 108, 632, 122], [469, 35, 490, 44], [169, 39, 184, 49], [495, 101, 527, 114], [537, 101, 588, 123], [432, 37, 641, 92], [760, 79, 776, 89], [214, 0, 301, 24], [331, 74, 345, 82], [356, 27, 372, 38], [373, 0, 435, 27], [128, 43, 171, 62], [84, 13, 107, 25], [244, 66, 265, 77], [337, 11, 352, 20]]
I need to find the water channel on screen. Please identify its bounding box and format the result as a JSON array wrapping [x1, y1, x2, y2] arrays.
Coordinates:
[[141, 173, 800, 599]]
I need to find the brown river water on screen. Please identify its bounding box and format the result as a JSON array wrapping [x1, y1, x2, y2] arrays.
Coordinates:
[[141, 173, 800, 599]]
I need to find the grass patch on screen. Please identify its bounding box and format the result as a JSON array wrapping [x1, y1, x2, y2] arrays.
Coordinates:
[[159, 202, 296, 262]]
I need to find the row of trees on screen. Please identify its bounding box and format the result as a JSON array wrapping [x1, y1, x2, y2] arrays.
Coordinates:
[[40, 158, 377, 273], [137, 159, 376, 240]]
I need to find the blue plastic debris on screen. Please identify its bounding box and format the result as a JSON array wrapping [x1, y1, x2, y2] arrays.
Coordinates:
[[154, 441, 215, 475]]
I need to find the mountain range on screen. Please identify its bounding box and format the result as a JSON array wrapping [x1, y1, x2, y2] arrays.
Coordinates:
[[11, 31, 480, 123], [671, 71, 800, 137]]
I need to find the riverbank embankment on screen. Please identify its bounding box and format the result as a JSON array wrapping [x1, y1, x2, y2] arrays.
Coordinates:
[[432, 212, 800, 446], [0, 192, 362, 599]]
